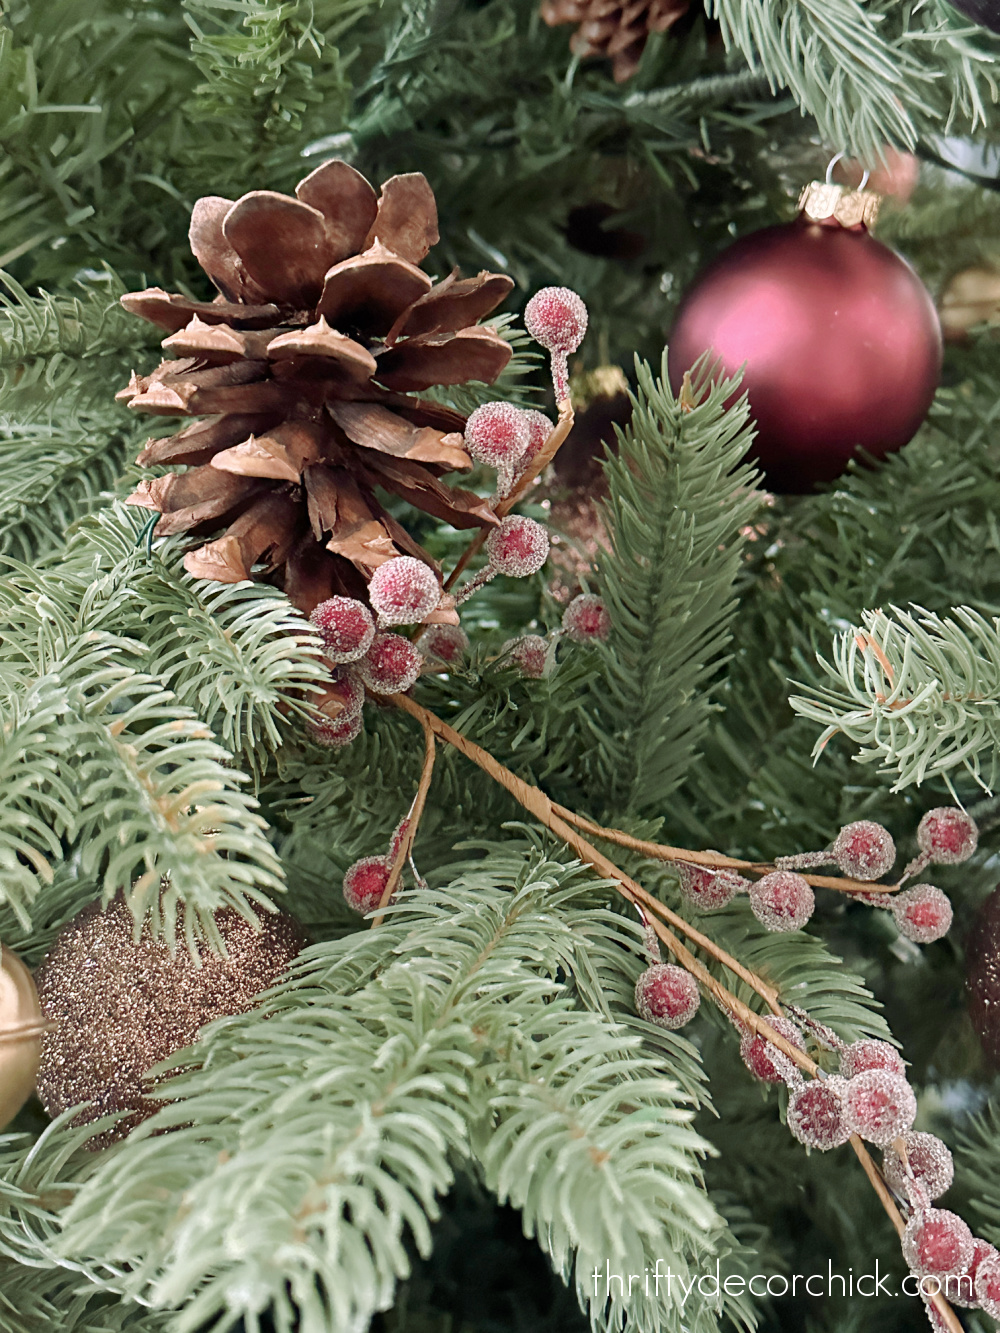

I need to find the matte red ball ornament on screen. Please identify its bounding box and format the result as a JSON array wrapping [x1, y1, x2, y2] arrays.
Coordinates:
[[948, 0, 1000, 34], [668, 183, 942, 492]]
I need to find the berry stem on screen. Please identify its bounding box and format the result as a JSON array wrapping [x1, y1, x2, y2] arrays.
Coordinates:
[[370, 714, 436, 929], [443, 400, 575, 594], [386, 693, 962, 1333], [549, 804, 903, 897]]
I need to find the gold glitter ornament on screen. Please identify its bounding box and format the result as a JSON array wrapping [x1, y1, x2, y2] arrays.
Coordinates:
[[34, 894, 305, 1147], [0, 944, 45, 1129]]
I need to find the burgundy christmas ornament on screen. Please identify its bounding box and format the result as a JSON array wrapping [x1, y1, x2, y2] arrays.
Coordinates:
[[667, 181, 942, 492], [948, 0, 1000, 33], [966, 884, 1000, 1066]]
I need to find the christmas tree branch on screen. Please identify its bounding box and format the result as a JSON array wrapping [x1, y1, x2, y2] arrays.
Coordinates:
[[549, 804, 901, 896], [389, 693, 961, 1333], [442, 401, 575, 594]]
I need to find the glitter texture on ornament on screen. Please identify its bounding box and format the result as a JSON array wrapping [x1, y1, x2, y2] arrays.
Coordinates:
[[749, 871, 815, 932], [310, 595, 375, 663], [786, 1076, 852, 1151], [368, 556, 441, 626]]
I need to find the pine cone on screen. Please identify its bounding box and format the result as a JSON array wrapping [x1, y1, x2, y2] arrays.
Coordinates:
[[121, 160, 514, 619], [541, 0, 689, 82]]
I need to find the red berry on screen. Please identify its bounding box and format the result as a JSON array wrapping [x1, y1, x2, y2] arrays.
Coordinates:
[[524, 287, 589, 354], [740, 1015, 805, 1083], [343, 856, 391, 914], [356, 632, 423, 694], [882, 1131, 954, 1202], [787, 1076, 851, 1151], [309, 596, 375, 663], [504, 634, 549, 678], [562, 593, 611, 644], [519, 409, 552, 464], [634, 963, 700, 1030], [839, 1038, 906, 1081], [832, 820, 896, 880], [464, 402, 530, 471], [844, 1069, 917, 1146], [368, 557, 441, 627], [677, 862, 748, 911], [749, 871, 815, 933], [415, 623, 469, 664], [903, 1208, 975, 1281], [977, 1249, 1000, 1316], [311, 670, 365, 722], [486, 516, 550, 577], [959, 1238, 1000, 1309], [917, 807, 978, 865], [892, 884, 953, 944], [389, 818, 411, 862], [306, 709, 363, 749]]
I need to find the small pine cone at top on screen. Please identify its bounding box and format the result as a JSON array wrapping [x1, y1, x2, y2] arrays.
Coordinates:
[[540, 0, 690, 83], [121, 159, 513, 618]]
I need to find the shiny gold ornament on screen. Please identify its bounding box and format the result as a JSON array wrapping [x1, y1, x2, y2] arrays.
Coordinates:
[[938, 266, 1000, 341], [35, 895, 305, 1147], [0, 944, 45, 1129]]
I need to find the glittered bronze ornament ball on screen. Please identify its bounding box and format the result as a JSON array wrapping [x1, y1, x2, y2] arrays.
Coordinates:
[[34, 896, 305, 1146], [0, 944, 45, 1129]]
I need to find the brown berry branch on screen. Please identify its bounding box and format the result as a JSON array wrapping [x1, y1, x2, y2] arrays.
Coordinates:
[[386, 692, 962, 1333], [548, 804, 903, 896], [371, 713, 436, 929]]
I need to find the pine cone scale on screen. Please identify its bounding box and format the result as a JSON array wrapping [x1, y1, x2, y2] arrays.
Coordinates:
[[294, 159, 379, 262]]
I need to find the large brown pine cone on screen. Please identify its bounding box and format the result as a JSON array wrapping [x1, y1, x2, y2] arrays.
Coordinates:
[[541, 0, 689, 82], [121, 160, 514, 619]]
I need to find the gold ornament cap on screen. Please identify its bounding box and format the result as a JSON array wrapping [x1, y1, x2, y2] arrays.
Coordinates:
[[0, 944, 45, 1129], [798, 181, 881, 230]]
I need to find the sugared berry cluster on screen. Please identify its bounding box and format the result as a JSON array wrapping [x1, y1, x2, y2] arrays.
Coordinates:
[[680, 810, 974, 948]]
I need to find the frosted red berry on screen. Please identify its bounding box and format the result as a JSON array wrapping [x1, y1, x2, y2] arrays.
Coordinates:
[[678, 862, 748, 912], [966, 1241, 1000, 1311], [749, 871, 815, 933], [833, 820, 895, 880], [504, 634, 549, 679], [464, 402, 530, 471], [634, 963, 700, 1030], [356, 632, 423, 694], [309, 595, 375, 663], [415, 623, 469, 664], [839, 1038, 906, 1081], [903, 1208, 975, 1282], [306, 708, 363, 749], [892, 884, 953, 944], [917, 807, 978, 865], [486, 516, 550, 577], [368, 557, 441, 627], [882, 1131, 954, 1202], [787, 1076, 851, 1151], [844, 1069, 917, 1146], [519, 409, 552, 464], [389, 818, 411, 862], [562, 593, 611, 644], [740, 1015, 805, 1083], [524, 287, 589, 354], [343, 856, 391, 914]]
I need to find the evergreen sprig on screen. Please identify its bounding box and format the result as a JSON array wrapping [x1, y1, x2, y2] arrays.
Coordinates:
[[790, 604, 1000, 792], [596, 354, 762, 816]]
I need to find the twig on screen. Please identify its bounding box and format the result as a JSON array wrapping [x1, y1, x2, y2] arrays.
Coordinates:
[[443, 401, 575, 594], [550, 803, 902, 896], [371, 715, 436, 928], [387, 693, 961, 1333]]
